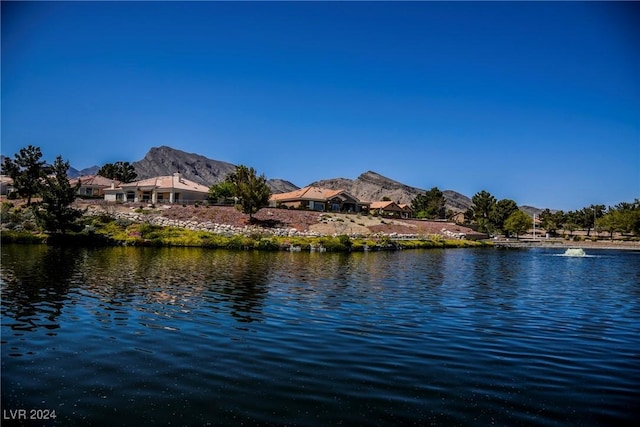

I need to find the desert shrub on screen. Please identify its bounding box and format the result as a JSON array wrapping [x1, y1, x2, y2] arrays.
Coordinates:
[[22, 221, 37, 231], [226, 235, 254, 250], [115, 218, 133, 227], [338, 234, 352, 249], [254, 238, 279, 251], [1, 202, 14, 223], [138, 223, 162, 237]]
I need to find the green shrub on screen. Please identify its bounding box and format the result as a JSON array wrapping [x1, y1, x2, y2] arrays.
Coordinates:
[[226, 235, 253, 250], [254, 238, 279, 251], [22, 221, 37, 231], [0, 230, 47, 244]]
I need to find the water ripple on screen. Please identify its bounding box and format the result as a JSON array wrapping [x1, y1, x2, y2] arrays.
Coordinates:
[[2, 246, 639, 425]]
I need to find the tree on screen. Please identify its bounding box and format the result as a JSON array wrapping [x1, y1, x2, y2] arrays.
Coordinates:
[[578, 204, 605, 237], [600, 200, 640, 237], [503, 210, 533, 240], [539, 209, 565, 237], [468, 190, 497, 233], [563, 211, 581, 237], [208, 181, 236, 204], [33, 156, 83, 234], [98, 161, 137, 183], [615, 200, 640, 236], [595, 211, 621, 240], [411, 187, 446, 219], [490, 199, 518, 235], [225, 165, 271, 221], [2, 145, 49, 205]]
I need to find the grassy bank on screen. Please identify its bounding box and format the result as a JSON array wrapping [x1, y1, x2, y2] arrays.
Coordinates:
[[1, 215, 492, 251]]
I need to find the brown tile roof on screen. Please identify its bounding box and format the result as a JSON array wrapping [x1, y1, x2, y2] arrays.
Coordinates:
[[117, 174, 210, 193], [370, 201, 402, 210], [271, 186, 349, 202], [69, 175, 120, 187]]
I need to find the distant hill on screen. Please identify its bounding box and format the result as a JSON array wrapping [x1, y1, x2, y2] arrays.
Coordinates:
[[309, 170, 473, 212], [67, 165, 100, 178], [268, 178, 300, 194], [519, 205, 545, 216]]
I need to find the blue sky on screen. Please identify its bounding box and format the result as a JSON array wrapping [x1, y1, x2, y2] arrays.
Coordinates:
[[2, 1, 638, 211]]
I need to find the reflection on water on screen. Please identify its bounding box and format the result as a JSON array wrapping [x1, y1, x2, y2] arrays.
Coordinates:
[[2, 245, 640, 426]]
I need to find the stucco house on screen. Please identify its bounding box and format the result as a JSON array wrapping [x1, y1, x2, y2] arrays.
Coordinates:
[[69, 175, 120, 198], [0, 175, 15, 196], [370, 201, 405, 217], [104, 173, 210, 204], [270, 186, 370, 213], [398, 204, 414, 219]]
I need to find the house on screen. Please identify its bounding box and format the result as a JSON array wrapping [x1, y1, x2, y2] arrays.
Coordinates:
[[269, 186, 370, 213], [448, 211, 466, 224], [0, 175, 15, 196], [69, 175, 120, 198], [398, 204, 413, 219], [103, 173, 210, 204], [370, 201, 404, 217]]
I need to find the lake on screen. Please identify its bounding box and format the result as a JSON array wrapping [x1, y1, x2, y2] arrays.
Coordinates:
[[1, 245, 639, 426]]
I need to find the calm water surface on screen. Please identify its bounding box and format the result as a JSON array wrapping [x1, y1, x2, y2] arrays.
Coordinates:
[[1, 245, 639, 426]]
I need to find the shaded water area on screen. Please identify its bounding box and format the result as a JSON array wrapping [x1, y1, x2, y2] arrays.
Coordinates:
[[1, 245, 639, 426]]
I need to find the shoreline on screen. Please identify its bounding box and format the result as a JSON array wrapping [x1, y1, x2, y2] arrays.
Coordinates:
[[492, 239, 640, 251]]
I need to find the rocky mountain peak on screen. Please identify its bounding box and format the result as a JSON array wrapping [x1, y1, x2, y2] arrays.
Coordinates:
[[133, 146, 237, 186], [309, 171, 472, 212]]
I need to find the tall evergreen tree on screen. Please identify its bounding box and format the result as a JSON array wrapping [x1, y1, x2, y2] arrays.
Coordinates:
[[490, 199, 519, 235], [2, 145, 49, 205], [225, 165, 271, 221], [33, 156, 83, 234], [468, 190, 497, 233], [539, 209, 565, 237]]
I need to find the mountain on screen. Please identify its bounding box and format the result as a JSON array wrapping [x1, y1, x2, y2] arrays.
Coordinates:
[[132, 146, 298, 193], [309, 171, 472, 212], [520, 205, 545, 216], [134, 146, 236, 185], [268, 178, 300, 194], [67, 165, 100, 178]]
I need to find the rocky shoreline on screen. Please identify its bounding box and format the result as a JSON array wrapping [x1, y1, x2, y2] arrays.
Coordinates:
[[83, 202, 483, 240]]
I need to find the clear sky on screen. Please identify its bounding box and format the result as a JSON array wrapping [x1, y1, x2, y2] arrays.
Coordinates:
[[2, 1, 638, 211]]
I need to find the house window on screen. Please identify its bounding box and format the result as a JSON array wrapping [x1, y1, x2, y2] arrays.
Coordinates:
[[116, 193, 124, 201], [85, 188, 93, 196], [126, 191, 135, 202], [142, 191, 151, 202]]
